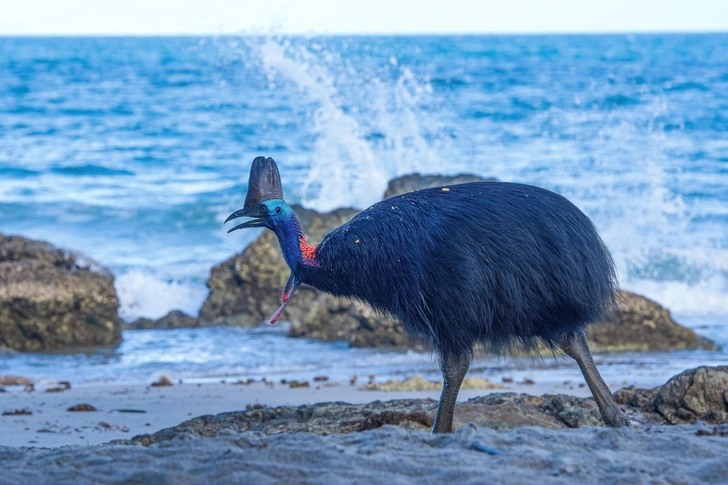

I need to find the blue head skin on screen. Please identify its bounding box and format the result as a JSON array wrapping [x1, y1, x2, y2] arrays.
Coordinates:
[[226, 198, 318, 323]]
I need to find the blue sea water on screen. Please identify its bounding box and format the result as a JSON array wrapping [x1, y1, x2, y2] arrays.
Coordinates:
[[0, 34, 726, 384]]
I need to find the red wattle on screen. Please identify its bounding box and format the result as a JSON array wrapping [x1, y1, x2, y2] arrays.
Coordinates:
[[299, 237, 319, 261]]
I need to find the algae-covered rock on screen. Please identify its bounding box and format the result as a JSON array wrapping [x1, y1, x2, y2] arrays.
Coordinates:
[[118, 392, 601, 447], [293, 296, 413, 347], [587, 291, 717, 352], [615, 366, 728, 425], [0, 235, 122, 351]]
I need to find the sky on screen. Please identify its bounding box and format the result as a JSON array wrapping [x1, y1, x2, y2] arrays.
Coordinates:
[[0, 0, 727, 35]]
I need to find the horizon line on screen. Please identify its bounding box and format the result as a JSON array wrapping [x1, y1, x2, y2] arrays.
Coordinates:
[[1, 29, 727, 37]]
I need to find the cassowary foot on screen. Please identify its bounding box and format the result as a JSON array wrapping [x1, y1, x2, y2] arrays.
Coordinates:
[[602, 407, 634, 428], [431, 419, 453, 434]]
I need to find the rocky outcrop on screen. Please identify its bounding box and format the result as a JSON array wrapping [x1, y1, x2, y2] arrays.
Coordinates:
[[297, 290, 715, 353], [127, 310, 200, 330], [290, 296, 415, 347], [119, 394, 603, 447], [294, 289, 715, 353], [615, 366, 728, 424], [117, 366, 728, 447], [587, 291, 717, 352], [0, 235, 122, 351]]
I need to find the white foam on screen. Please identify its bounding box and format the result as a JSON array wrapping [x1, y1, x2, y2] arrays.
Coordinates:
[[115, 270, 209, 322], [624, 276, 728, 317]]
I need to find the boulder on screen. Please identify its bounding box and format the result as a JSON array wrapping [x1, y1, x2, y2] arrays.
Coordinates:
[[296, 289, 715, 354], [586, 291, 717, 352], [615, 366, 728, 425], [291, 295, 414, 347], [127, 310, 200, 330], [0, 235, 122, 351]]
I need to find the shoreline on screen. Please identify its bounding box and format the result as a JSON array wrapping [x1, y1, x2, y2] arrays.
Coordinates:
[[0, 379, 592, 448], [1, 366, 726, 484]]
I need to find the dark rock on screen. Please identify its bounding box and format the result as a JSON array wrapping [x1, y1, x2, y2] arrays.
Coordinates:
[[127, 310, 200, 330], [67, 404, 97, 412], [2, 409, 32, 416], [296, 289, 717, 353], [615, 366, 728, 425], [115, 393, 601, 447], [292, 296, 415, 348], [0, 235, 122, 351], [151, 376, 173, 387], [115, 391, 608, 448], [587, 291, 718, 352]]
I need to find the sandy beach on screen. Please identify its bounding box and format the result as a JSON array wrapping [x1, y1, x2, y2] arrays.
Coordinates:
[[0, 378, 588, 448]]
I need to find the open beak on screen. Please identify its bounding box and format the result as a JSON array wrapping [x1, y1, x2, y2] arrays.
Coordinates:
[[225, 209, 267, 233]]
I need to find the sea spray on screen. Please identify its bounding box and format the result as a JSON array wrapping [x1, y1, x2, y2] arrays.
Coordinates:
[[115, 270, 209, 321], [250, 36, 447, 212]]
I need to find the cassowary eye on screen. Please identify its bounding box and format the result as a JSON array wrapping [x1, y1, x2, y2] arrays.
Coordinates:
[[260, 204, 267, 213], [275, 207, 281, 213]]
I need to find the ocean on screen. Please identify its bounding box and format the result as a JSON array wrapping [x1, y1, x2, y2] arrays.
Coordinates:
[[1, 34, 726, 384]]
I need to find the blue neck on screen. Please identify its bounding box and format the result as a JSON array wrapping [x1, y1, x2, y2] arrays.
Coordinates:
[[271, 212, 319, 271]]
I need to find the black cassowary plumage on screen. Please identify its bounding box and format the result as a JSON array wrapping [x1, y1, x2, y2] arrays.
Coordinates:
[[302, 182, 618, 360], [226, 156, 632, 433]]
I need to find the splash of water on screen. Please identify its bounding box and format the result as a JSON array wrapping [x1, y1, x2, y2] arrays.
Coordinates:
[[253, 37, 445, 211], [116, 270, 209, 321]]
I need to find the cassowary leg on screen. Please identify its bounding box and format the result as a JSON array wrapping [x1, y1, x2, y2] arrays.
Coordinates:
[[432, 353, 470, 434], [560, 329, 633, 428]]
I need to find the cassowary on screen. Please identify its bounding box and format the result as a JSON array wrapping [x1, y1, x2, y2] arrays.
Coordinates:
[[226, 157, 632, 433]]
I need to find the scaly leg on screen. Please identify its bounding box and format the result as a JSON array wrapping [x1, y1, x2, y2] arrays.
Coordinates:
[[560, 329, 632, 428], [432, 353, 470, 434]]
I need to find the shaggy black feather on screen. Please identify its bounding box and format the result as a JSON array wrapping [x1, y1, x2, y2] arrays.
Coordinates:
[[299, 182, 618, 360]]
